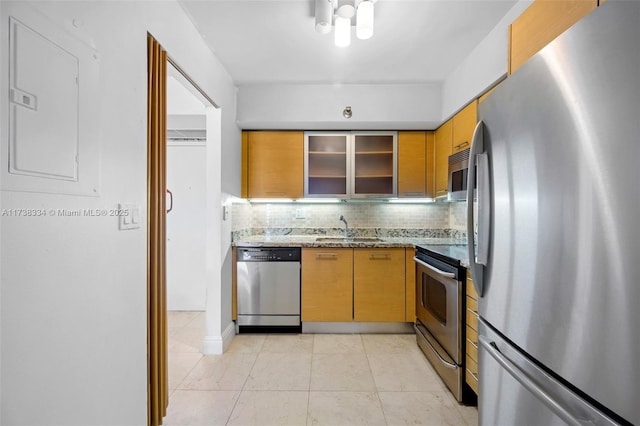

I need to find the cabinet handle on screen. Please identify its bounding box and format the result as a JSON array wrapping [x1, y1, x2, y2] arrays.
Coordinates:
[[316, 253, 338, 259], [402, 192, 425, 196], [454, 141, 469, 150], [369, 253, 390, 260]]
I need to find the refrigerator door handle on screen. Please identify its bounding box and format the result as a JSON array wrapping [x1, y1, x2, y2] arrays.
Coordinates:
[[466, 120, 489, 296], [479, 336, 591, 426], [413, 257, 455, 278]]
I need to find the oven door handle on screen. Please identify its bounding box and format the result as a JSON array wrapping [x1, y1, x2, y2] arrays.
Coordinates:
[[413, 257, 455, 278]]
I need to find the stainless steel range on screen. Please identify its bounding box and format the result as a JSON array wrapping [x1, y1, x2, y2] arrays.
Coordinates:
[[414, 244, 473, 403]]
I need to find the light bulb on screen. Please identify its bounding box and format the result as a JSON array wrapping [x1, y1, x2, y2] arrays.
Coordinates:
[[315, 0, 333, 34], [356, 0, 374, 40], [335, 16, 351, 47]]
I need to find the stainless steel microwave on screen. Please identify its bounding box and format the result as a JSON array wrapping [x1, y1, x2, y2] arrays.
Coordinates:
[[447, 148, 471, 201]]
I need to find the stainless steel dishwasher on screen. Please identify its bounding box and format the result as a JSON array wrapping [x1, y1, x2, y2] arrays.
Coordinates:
[[236, 247, 301, 332]]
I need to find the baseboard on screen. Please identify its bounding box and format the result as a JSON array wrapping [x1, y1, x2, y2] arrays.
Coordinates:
[[301, 322, 415, 334], [222, 321, 235, 351], [201, 321, 236, 355]]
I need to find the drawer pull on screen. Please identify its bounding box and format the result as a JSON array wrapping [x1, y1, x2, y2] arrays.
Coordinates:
[[316, 253, 338, 259], [369, 253, 390, 260]]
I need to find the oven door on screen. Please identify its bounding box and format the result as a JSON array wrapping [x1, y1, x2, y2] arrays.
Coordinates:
[[414, 256, 462, 363]]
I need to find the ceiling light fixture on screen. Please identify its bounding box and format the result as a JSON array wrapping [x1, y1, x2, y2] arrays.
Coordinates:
[[315, 0, 375, 47]]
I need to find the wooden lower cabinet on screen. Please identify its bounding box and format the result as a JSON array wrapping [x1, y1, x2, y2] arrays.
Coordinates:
[[354, 248, 405, 322], [466, 269, 480, 394], [405, 248, 416, 322], [301, 248, 353, 322]]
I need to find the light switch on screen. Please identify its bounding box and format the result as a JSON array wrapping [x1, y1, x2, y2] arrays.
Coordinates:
[[119, 203, 140, 231]]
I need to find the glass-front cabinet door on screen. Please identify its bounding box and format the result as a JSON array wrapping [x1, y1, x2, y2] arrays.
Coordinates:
[[304, 131, 397, 198], [352, 132, 397, 197], [305, 133, 349, 197]]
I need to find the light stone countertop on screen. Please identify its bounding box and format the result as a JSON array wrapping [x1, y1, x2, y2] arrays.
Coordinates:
[[232, 231, 470, 266], [233, 234, 463, 250]]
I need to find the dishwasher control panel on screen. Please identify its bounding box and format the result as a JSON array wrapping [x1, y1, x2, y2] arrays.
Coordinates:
[[237, 247, 301, 262]]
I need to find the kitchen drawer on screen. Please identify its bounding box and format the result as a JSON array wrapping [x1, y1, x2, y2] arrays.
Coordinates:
[[466, 367, 479, 394], [466, 354, 478, 376], [466, 295, 478, 312], [466, 337, 478, 362], [466, 308, 479, 332]]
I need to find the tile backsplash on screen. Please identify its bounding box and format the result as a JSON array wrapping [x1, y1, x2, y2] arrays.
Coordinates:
[[232, 200, 467, 235]]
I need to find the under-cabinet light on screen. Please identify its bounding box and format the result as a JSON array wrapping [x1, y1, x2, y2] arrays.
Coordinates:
[[294, 198, 342, 203], [248, 198, 294, 203], [388, 198, 436, 204]]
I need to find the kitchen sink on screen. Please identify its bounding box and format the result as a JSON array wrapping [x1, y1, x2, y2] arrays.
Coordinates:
[[315, 237, 382, 242]]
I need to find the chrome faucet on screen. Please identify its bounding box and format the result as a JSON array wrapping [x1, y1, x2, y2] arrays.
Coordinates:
[[339, 215, 349, 238]]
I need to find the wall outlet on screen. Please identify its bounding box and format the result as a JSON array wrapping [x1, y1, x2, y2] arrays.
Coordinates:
[[295, 208, 305, 219]]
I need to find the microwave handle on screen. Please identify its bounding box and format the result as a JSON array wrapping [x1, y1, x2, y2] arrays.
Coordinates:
[[466, 121, 490, 297]]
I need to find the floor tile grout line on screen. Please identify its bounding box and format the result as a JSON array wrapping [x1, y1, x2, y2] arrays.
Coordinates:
[[171, 352, 204, 393], [224, 335, 266, 426], [306, 334, 315, 426]]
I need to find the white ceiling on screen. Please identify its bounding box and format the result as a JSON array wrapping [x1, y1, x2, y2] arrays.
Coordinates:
[[178, 0, 520, 86]]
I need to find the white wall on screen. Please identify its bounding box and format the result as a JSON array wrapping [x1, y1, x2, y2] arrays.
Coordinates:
[[237, 83, 442, 130], [441, 0, 533, 119], [0, 1, 239, 424], [237, 1, 533, 131]]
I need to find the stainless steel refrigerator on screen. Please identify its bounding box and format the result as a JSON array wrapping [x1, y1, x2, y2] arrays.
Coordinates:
[[466, 2, 639, 425]]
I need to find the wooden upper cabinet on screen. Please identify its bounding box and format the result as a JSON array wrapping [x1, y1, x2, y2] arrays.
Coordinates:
[[434, 119, 453, 198], [352, 132, 397, 197], [353, 248, 405, 322], [479, 83, 500, 104], [452, 101, 478, 154], [302, 248, 353, 322], [398, 131, 435, 198], [509, 0, 597, 74], [244, 131, 304, 198]]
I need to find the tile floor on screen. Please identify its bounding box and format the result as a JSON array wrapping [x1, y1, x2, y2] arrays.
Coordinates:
[[165, 311, 478, 426]]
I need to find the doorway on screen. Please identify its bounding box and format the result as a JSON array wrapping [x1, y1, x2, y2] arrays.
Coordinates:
[[165, 61, 209, 402], [148, 34, 222, 425], [166, 63, 208, 312]]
